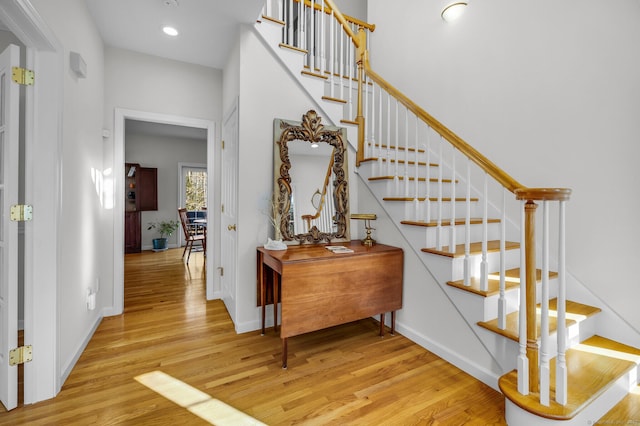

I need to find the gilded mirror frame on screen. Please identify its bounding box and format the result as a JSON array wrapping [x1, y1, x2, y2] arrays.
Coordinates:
[[273, 110, 350, 244]]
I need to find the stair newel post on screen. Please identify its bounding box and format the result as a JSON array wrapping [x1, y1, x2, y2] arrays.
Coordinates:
[[354, 28, 366, 167], [524, 199, 540, 394]]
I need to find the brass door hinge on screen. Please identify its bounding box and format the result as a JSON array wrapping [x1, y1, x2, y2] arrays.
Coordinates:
[[12, 67, 34, 86], [10, 204, 33, 222], [218, 267, 224, 276], [222, 140, 225, 149], [221, 204, 224, 213], [9, 345, 33, 366]]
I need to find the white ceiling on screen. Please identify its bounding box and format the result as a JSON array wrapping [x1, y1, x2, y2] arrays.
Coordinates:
[[85, 0, 265, 69]]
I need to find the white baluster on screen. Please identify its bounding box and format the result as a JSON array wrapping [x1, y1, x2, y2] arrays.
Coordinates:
[[386, 93, 391, 176], [310, 0, 315, 71], [287, 0, 293, 45], [425, 126, 431, 225], [480, 173, 489, 291], [449, 146, 456, 251], [556, 200, 567, 405], [540, 201, 550, 406], [464, 158, 471, 284], [517, 199, 529, 395], [436, 136, 443, 251], [404, 108, 409, 197], [320, 2, 325, 76], [394, 100, 399, 179], [329, 10, 334, 98], [413, 118, 420, 221], [498, 188, 507, 330], [298, 0, 303, 49]]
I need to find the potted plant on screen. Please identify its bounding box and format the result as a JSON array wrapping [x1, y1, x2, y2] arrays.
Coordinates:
[[147, 219, 180, 251]]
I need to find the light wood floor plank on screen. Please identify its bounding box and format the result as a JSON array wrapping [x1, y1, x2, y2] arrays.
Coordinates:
[[0, 248, 505, 425]]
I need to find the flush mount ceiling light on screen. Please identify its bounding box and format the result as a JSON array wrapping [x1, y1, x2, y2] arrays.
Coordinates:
[[162, 26, 179, 36], [441, 1, 468, 23]]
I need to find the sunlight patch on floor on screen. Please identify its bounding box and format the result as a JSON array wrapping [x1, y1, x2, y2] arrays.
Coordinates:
[[135, 371, 266, 425]]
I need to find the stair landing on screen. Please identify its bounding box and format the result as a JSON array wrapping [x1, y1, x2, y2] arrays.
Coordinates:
[[499, 335, 640, 421]]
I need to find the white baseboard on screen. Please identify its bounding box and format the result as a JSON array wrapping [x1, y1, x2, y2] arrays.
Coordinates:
[[395, 320, 501, 391], [60, 312, 103, 385]]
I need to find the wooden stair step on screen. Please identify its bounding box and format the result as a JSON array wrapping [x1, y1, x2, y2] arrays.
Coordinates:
[[321, 95, 347, 104], [360, 157, 437, 167], [385, 196, 479, 203], [421, 240, 519, 258], [478, 299, 601, 342], [499, 335, 640, 421], [402, 217, 500, 229], [447, 267, 557, 297], [370, 176, 457, 183], [365, 143, 426, 153]]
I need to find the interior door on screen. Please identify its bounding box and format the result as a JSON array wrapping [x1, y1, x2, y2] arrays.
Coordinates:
[[220, 102, 238, 323], [0, 44, 21, 411]]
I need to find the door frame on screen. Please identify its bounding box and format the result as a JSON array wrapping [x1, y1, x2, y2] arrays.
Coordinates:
[[0, 0, 64, 404], [112, 109, 218, 315]]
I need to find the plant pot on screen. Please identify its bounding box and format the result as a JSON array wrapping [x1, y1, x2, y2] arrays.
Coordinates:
[[152, 238, 168, 251]]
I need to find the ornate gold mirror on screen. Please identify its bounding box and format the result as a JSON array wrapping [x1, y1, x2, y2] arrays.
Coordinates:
[[273, 110, 350, 244]]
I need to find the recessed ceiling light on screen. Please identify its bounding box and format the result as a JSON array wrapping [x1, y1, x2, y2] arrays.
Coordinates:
[[162, 26, 179, 37]]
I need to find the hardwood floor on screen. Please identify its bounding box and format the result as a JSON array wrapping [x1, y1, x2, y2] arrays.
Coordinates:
[[0, 248, 506, 425]]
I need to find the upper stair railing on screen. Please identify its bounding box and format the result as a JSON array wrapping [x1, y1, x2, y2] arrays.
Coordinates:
[[262, 0, 572, 407]]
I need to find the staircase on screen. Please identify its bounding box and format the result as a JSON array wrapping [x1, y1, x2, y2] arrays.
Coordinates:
[[255, 1, 640, 424]]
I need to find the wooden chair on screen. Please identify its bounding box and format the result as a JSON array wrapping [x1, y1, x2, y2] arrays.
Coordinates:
[[178, 208, 206, 264]]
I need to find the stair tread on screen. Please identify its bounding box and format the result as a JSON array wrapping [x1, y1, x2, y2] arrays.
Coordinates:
[[402, 218, 500, 229], [360, 157, 438, 166], [385, 196, 480, 202], [499, 335, 640, 420], [365, 142, 426, 153], [421, 240, 520, 258], [478, 299, 602, 342], [370, 176, 457, 183], [447, 267, 557, 297]]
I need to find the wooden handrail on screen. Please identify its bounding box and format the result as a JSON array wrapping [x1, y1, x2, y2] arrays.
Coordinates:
[[297, 0, 375, 33], [322, 0, 360, 47]]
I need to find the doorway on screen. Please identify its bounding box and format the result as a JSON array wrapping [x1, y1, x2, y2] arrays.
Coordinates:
[[113, 109, 218, 316]]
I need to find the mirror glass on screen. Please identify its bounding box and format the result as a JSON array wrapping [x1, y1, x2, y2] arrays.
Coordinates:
[[273, 110, 350, 244]]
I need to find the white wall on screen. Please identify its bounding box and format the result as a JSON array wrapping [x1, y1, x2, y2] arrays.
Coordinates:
[[367, 0, 640, 330], [30, 0, 105, 379], [124, 132, 207, 249]]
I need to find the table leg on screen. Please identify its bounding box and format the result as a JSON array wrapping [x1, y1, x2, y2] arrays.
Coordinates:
[[282, 338, 288, 369], [391, 311, 396, 335], [259, 253, 265, 336], [272, 269, 279, 332], [379, 313, 385, 337]]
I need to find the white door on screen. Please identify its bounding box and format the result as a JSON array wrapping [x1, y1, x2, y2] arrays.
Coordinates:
[[0, 44, 21, 411], [220, 102, 239, 323]]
